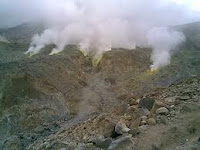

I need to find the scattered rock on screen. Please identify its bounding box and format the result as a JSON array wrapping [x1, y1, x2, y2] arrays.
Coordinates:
[[140, 116, 148, 125], [141, 116, 148, 121], [153, 101, 166, 111], [170, 105, 175, 109], [156, 107, 169, 115], [136, 99, 141, 104], [126, 106, 137, 114], [160, 116, 168, 125], [76, 143, 96, 150], [177, 95, 190, 101], [124, 115, 133, 121], [127, 98, 138, 105], [136, 108, 150, 117], [164, 96, 176, 103], [115, 120, 130, 135], [156, 115, 168, 125], [130, 118, 141, 128], [147, 118, 156, 125], [170, 110, 176, 117], [108, 136, 135, 150], [139, 98, 155, 111]]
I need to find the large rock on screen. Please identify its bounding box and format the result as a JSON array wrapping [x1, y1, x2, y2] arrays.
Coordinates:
[[115, 120, 130, 135], [156, 107, 169, 115], [139, 98, 155, 111]]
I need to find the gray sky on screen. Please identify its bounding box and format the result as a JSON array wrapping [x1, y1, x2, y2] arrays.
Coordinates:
[[0, 0, 200, 28]]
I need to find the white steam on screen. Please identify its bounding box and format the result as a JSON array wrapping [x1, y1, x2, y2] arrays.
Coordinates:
[[146, 27, 185, 69], [22, 0, 200, 68]]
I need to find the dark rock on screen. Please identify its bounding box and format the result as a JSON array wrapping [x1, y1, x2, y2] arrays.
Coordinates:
[[198, 137, 200, 142], [139, 98, 155, 111], [136, 108, 150, 117]]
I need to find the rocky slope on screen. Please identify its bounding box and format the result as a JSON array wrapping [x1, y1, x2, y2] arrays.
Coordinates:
[[0, 22, 200, 150]]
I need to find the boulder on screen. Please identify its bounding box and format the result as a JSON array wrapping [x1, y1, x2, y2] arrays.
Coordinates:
[[156, 107, 169, 115], [147, 118, 156, 125], [153, 101, 166, 111], [115, 120, 130, 135], [139, 98, 155, 111], [164, 97, 176, 103]]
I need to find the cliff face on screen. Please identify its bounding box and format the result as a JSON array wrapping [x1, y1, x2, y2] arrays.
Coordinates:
[[0, 22, 200, 149]]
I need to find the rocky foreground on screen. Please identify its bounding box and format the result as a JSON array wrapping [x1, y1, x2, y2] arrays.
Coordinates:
[[0, 46, 200, 150], [24, 74, 200, 150], [0, 22, 200, 150]]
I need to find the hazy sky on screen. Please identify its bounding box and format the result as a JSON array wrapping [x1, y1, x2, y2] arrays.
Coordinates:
[[173, 0, 200, 11], [0, 0, 200, 28]]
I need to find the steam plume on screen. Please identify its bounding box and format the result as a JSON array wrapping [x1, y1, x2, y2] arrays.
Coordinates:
[[146, 27, 185, 69], [4, 0, 196, 68]]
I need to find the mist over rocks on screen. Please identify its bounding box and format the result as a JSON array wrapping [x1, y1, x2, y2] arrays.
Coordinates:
[[1, 0, 199, 69], [146, 27, 185, 69], [9, 0, 197, 69]]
